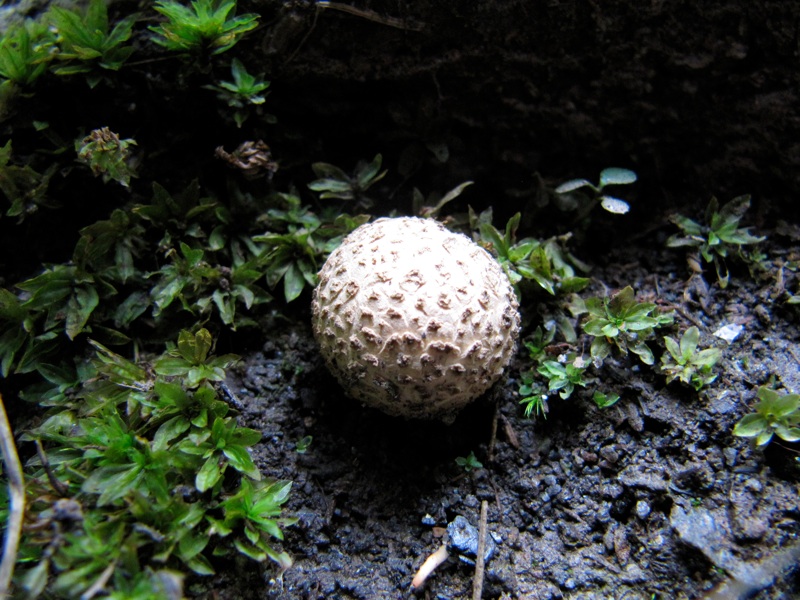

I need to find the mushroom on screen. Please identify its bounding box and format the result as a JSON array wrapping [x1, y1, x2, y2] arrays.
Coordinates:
[[311, 217, 520, 420]]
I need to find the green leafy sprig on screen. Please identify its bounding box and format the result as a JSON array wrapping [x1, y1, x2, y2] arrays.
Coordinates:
[[0, 140, 59, 220], [0, 18, 56, 86], [455, 451, 483, 473], [555, 167, 637, 216], [206, 58, 271, 127], [308, 154, 387, 204], [582, 286, 674, 365], [254, 194, 369, 302], [472, 209, 589, 296], [660, 326, 721, 390], [733, 386, 800, 447], [666, 195, 765, 288], [149, 0, 259, 55], [47, 0, 136, 85]]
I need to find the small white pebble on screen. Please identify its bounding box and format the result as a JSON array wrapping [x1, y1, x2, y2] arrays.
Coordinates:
[[713, 323, 743, 343]]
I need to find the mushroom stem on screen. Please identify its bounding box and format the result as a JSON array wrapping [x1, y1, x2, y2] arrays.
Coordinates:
[[411, 543, 450, 590]]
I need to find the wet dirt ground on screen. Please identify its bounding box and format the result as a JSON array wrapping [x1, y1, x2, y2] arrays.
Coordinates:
[[193, 228, 800, 600]]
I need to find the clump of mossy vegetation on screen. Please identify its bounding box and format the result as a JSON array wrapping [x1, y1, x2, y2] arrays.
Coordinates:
[[0, 1, 366, 596], [13, 329, 295, 596]]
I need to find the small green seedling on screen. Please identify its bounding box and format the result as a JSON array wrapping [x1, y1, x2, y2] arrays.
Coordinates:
[[206, 58, 272, 127], [295, 435, 313, 454], [213, 478, 295, 569], [149, 240, 272, 328], [254, 194, 369, 302], [0, 262, 105, 377], [47, 0, 136, 86], [517, 328, 553, 418], [518, 368, 551, 419], [308, 154, 387, 204], [592, 391, 620, 409], [537, 356, 587, 400], [667, 195, 765, 288], [76, 127, 137, 187], [582, 286, 674, 365], [555, 167, 637, 216], [154, 328, 238, 387], [0, 140, 59, 219], [149, 0, 259, 55], [522, 326, 556, 364], [0, 18, 56, 86], [733, 386, 800, 447], [473, 209, 589, 295], [518, 325, 587, 418], [660, 326, 722, 390], [455, 451, 483, 472]]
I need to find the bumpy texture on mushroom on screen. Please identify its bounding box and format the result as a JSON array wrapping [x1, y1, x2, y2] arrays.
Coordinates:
[[311, 217, 520, 420]]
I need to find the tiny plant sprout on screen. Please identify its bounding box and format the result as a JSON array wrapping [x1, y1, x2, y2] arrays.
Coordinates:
[[149, 0, 259, 55], [555, 167, 637, 216], [296, 435, 312, 454], [206, 59, 272, 127], [582, 286, 674, 365], [76, 127, 137, 187], [666, 195, 765, 288], [308, 153, 387, 204], [455, 451, 483, 473], [660, 326, 722, 390], [733, 386, 800, 447], [593, 391, 620, 409]]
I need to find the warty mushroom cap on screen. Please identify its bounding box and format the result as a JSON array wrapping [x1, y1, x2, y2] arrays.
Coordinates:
[[311, 216, 520, 420]]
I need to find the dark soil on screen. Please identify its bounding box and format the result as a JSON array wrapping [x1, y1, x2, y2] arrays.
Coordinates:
[[192, 231, 800, 600]]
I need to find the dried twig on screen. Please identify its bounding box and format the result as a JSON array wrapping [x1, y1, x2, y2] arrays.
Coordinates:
[[35, 439, 68, 496], [472, 500, 489, 600], [81, 559, 117, 600], [0, 393, 25, 596], [316, 1, 425, 31]]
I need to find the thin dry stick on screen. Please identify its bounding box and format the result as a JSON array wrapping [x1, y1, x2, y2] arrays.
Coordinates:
[[487, 401, 498, 462], [81, 559, 117, 600], [35, 439, 67, 496], [0, 393, 25, 597], [472, 500, 489, 600], [316, 1, 425, 31]]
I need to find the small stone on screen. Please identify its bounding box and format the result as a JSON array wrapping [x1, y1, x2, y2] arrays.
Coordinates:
[[635, 500, 651, 520], [744, 478, 763, 493], [447, 515, 496, 564], [599, 445, 620, 463], [601, 483, 624, 499], [713, 323, 743, 343], [618, 464, 668, 491]]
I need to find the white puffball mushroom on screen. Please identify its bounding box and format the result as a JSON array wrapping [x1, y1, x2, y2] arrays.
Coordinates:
[[311, 216, 520, 420]]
